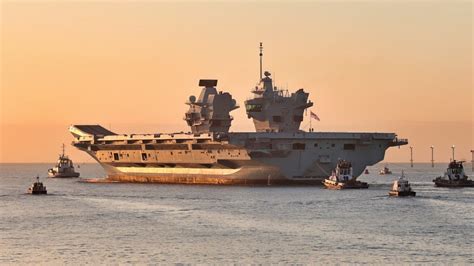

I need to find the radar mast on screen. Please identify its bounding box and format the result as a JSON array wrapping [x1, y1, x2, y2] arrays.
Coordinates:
[[244, 43, 314, 132]]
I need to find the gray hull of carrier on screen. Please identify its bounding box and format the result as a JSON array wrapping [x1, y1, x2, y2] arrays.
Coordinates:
[[70, 125, 406, 185]]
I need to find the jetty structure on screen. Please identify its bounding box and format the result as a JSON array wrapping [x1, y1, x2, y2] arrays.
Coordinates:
[[69, 43, 408, 185]]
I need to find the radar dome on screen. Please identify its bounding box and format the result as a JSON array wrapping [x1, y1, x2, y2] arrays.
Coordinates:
[[189, 95, 196, 103]]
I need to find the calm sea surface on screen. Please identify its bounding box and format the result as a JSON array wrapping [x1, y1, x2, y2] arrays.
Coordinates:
[[0, 163, 473, 264]]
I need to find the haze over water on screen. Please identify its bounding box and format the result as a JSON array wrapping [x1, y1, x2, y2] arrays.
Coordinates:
[[1, 1, 472, 163], [1, 163, 473, 264]]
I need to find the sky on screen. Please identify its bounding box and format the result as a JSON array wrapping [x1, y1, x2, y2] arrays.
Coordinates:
[[0, 1, 472, 163]]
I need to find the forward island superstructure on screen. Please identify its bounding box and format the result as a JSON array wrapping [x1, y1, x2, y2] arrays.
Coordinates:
[[70, 43, 408, 185]]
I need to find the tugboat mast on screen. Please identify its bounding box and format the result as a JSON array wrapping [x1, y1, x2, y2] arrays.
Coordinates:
[[259, 42, 263, 80], [471, 150, 474, 171], [62, 143, 65, 157]]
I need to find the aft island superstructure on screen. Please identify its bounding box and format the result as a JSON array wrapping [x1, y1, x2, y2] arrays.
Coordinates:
[[70, 43, 408, 185]]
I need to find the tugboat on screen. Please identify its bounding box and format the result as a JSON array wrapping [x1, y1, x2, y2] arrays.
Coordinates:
[[433, 160, 474, 187], [28, 176, 47, 195], [389, 170, 416, 197], [323, 160, 369, 189], [48, 144, 80, 178], [379, 165, 392, 175]]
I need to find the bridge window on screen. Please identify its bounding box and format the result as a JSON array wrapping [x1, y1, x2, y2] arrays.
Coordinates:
[[293, 143, 305, 150], [113, 153, 119, 161], [344, 144, 355, 150], [246, 104, 262, 112], [273, 116, 282, 122], [141, 153, 147, 161]]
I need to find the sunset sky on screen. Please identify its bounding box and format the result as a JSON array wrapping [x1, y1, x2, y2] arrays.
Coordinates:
[[1, 1, 472, 163]]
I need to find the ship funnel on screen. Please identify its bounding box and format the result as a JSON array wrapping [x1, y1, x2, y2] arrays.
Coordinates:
[[184, 79, 239, 134]]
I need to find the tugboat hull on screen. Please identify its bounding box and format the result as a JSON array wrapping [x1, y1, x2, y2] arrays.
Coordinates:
[[388, 190, 416, 197], [28, 189, 47, 195], [48, 172, 80, 178], [433, 178, 474, 188], [323, 180, 369, 190]]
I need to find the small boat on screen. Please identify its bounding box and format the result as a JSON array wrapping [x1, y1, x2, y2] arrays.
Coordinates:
[[379, 165, 392, 175], [364, 169, 370, 174], [28, 176, 47, 195], [433, 160, 474, 187], [48, 144, 80, 178], [389, 170, 416, 197], [323, 160, 369, 189]]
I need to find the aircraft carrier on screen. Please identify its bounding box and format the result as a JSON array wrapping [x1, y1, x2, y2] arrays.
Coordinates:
[[70, 43, 408, 185]]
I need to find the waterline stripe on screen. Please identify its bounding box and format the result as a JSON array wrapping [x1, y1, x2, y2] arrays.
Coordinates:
[[116, 166, 241, 175]]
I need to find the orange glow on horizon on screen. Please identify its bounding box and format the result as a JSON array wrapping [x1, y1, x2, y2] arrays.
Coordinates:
[[1, 1, 472, 163]]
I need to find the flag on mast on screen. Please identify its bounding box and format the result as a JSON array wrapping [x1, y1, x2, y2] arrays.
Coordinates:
[[310, 111, 320, 121]]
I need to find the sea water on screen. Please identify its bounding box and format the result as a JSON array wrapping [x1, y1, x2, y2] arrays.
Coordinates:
[[0, 163, 472, 264]]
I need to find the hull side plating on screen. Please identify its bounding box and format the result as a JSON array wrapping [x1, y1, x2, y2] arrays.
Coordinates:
[[73, 127, 406, 185]]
